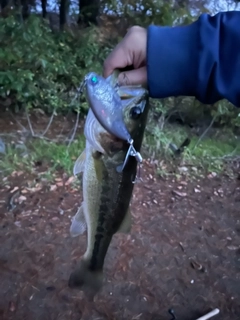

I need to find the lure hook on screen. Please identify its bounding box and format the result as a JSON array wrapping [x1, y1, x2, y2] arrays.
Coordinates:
[[132, 162, 143, 184], [116, 139, 143, 175]]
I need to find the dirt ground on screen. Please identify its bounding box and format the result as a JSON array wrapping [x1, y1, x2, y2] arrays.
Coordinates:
[[0, 110, 239, 320]]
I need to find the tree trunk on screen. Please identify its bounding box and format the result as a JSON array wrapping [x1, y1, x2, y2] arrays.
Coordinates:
[[21, 0, 30, 19], [59, 0, 68, 30], [78, 0, 99, 26], [41, 0, 47, 18], [0, 0, 9, 10]]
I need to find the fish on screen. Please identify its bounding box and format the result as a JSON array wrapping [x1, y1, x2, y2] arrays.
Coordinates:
[[68, 71, 150, 293]]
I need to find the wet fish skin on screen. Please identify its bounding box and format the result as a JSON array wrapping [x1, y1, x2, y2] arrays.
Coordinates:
[[68, 73, 149, 293]]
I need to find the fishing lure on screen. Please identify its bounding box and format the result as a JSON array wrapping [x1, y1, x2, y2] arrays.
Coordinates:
[[78, 72, 144, 175]]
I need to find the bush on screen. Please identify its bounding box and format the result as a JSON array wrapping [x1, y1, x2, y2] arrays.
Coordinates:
[[0, 14, 112, 114], [0, 5, 239, 130]]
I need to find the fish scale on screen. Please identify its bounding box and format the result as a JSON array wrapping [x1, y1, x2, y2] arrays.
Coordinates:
[[89, 154, 133, 270]]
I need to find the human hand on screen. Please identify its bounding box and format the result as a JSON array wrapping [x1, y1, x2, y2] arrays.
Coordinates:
[[103, 26, 147, 87]]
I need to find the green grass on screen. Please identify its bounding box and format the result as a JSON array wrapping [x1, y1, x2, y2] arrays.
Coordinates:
[[0, 135, 85, 180], [0, 120, 239, 181], [183, 136, 240, 172], [143, 123, 240, 176]]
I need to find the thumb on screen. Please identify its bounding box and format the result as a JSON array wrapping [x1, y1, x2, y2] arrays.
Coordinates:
[[118, 67, 147, 87]]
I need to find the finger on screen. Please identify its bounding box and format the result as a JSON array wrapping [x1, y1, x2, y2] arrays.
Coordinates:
[[103, 45, 129, 78], [118, 67, 147, 87]]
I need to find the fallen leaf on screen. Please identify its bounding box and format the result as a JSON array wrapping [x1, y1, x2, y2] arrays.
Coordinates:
[[27, 186, 42, 192], [14, 221, 21, 228], [10, 186, 19, 193], [178, 166, 188, 172], [56, 182, 63, 187], [51, 217, 60, 222], [18, 195, 27, 203], [172, 190, 187, 197], [59, 208, 64, 215], [50, 185, 57, 191], [227, 245, 239, 251], [208, 172, 217, 178], [65, 176, 75, 186], [16, 171, 24, 176], [9, 301, 16, 312]]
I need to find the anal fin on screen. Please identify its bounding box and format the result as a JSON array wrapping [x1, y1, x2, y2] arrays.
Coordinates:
[[70, 203, 87, 237]]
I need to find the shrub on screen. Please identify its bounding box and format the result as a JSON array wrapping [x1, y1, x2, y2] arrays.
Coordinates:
[[0, 14, 112, 114]]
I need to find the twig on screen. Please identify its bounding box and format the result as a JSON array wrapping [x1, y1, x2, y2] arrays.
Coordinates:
[[67, 111, 80, 149], [195, 308, 220, 320], [193, 115, 217, 151], [30, 135, 59, 142], [10, 112, 28, 132], [25, 110, 57, 142], [26, 110, 35, 137], [0, 133, 18, 137], [41, 109, 55, 137], [58, 109, 71, 138], [212, 153, 240, 161]]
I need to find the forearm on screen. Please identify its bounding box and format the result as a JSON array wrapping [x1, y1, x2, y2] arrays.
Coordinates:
[[147, 11, 240, 107]]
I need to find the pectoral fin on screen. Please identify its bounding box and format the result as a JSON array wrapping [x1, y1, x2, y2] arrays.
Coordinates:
[[117, 207, 132, 234], [73, 150, 86, 176], [70, 203, 87, 237]]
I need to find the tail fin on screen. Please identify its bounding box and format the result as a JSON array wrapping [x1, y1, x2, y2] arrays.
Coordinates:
[[68, 259, 103, 294]]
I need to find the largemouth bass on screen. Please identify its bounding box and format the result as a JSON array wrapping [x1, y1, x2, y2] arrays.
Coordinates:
[[68, 72, 149, 292]]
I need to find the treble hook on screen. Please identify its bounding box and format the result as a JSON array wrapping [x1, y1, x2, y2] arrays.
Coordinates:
[[132, 162, 143, 184], [116, 139, 142, 174]]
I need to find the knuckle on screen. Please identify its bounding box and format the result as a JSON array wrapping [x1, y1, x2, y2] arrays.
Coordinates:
[[129, 25, 142, 33], [127, 26, 144, 43]]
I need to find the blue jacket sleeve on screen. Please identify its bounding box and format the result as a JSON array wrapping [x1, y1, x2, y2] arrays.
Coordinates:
[[147, 11, 240, 107]]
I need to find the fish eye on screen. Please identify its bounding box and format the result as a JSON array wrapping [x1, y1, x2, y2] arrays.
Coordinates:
[[91, 76, 98, 85], [130, 106, 142, 119]]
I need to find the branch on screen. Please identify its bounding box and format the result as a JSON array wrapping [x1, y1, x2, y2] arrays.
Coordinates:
[[192, 115, 217, 151], [10, 111, 28, 132], [41, 109, 55, 137], [67, 110, 80, 149], [26, 109, 35, 137]]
